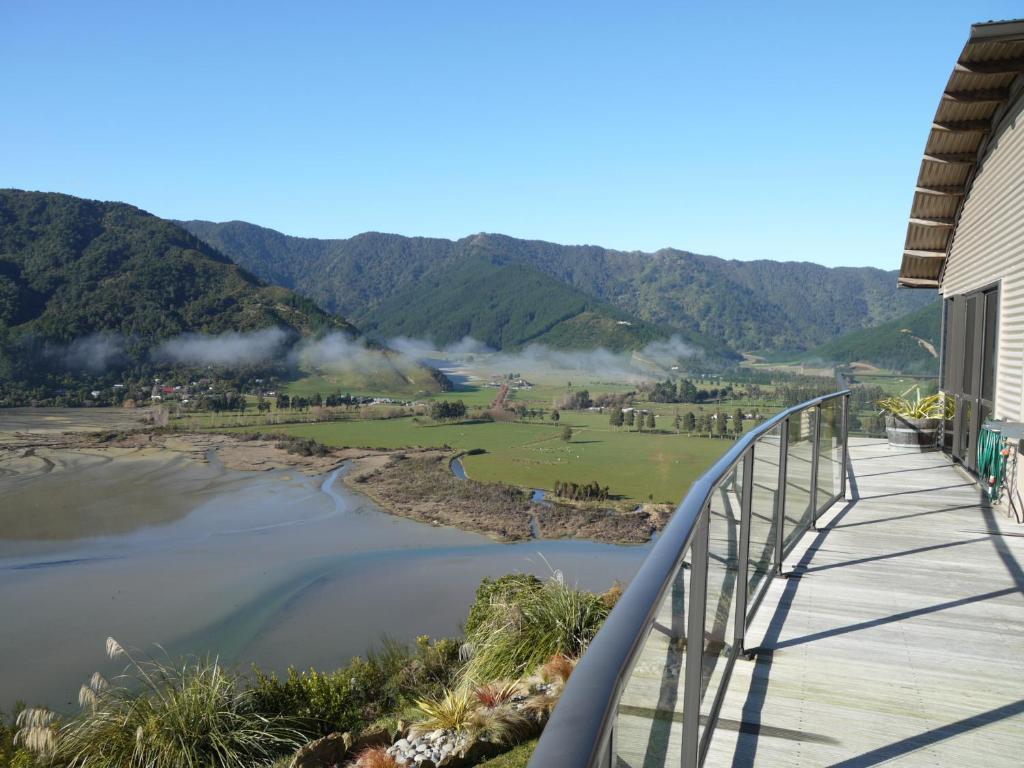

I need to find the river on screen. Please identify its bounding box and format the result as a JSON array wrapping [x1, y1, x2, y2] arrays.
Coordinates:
[[0, 427, 648, 711]]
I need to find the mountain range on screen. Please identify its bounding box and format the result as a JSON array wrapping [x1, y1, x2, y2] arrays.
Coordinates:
[[179, 220, 936, 355], [0, 188, 941, 401]]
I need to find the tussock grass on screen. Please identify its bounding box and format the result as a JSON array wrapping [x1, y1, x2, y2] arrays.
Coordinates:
[[461, 576, 608, 683], [466, 706, 532, 746], [16, 639, 304, 768]]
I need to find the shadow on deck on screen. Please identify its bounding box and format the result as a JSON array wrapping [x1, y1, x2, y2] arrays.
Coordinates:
[[707, 438, 1024, 766]]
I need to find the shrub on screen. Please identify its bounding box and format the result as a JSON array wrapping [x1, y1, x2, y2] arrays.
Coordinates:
[[462, 577, 609, 683], [249, 637, 461, 738], [15, 639, 304, 768]]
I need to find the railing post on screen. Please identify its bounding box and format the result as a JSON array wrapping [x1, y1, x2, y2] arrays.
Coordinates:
[[809, 405, 821, 529], [682, 509, 709, 768], [774, 418, 789, 576], [840, 394, 850, 499], [733, 447, 753, 655]]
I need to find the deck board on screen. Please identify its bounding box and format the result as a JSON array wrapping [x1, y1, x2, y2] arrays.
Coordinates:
[[614, 438, 1024, 767]]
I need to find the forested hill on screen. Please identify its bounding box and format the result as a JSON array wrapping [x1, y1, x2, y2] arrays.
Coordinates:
[[798, 301, 942, 374], [180, 221, 933, 354], [0, 190, 353, 386]]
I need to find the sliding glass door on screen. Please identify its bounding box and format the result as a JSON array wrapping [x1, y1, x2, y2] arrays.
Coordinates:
[[942, 285, 999, 472]]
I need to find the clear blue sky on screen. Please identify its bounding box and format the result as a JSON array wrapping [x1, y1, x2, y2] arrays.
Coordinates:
[[2, 1, 1020, 268]]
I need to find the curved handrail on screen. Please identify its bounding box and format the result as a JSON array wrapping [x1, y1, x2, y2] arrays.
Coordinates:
[[528, 390, 850, 768]]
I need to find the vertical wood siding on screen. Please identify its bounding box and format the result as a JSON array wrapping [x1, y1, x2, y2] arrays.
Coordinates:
[[942, 94, 1024, 422]]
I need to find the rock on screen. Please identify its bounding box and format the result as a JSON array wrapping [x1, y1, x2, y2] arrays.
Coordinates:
[[428, 729, 445, 742], [434, 736, 502, 768], [349, 726, 392, 755], [393, 738, 411, 751], [288, 732, 351, 768]]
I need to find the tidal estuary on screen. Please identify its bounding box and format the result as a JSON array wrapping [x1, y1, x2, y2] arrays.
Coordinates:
[[0, 410, 647, 710]]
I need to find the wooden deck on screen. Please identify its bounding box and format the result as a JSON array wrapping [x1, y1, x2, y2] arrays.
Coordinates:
[[614, 437, 1024, 767]]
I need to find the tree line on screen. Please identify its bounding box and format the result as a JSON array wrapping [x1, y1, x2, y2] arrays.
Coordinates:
[[644, 377, 741, 404], [428, 399, 468, 421], [553, 479, 611, 501]]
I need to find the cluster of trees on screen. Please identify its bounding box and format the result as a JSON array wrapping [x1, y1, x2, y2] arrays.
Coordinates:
[[507, 404, 549, 421], [592, 391, 635, 410], [274, 392, 385, 410], [193, 392, 248, 413], [428, 399, 467, 421], [645, 378, 737, 404], [683, 409, 747, 437], [276, 436, 331, 457], [557, 389, 593, 410], [552, 479, 610, 501], [427, 367, 455, 392], [609, 409, 657, 431]]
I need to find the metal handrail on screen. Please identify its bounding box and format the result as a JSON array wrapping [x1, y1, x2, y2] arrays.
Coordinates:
[[528, 390, 850, 768]]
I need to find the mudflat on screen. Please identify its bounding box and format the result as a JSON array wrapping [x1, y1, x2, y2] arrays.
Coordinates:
[[0, 409, 648, 711]]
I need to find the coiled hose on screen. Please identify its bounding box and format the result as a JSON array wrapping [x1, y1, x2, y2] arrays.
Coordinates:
[[977, 426, 1008, 502]]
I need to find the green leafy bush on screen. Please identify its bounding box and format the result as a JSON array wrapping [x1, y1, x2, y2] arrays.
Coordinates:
[[249, 637, 460, 738]]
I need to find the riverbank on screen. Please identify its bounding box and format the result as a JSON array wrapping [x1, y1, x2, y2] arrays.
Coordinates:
[[345, 450, 672, 544], [1, 428, 650, 711], [2, 408, 672, 545], [1, 425, 358, 477]]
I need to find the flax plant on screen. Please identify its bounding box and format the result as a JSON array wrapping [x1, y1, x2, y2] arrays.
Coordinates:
[[877, 388, 946, 419]]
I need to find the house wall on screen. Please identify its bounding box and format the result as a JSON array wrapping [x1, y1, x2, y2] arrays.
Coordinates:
[[942, 89, 1024, 423]]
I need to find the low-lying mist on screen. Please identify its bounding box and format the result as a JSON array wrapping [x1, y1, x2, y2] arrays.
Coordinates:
[[52, 327, 702, 381]]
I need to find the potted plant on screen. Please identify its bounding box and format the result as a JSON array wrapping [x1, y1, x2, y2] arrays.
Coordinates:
[[877, 390, 944, 450]]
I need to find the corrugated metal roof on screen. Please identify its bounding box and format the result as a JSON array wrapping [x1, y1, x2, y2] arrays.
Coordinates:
[[898, 19, 1024, 288]]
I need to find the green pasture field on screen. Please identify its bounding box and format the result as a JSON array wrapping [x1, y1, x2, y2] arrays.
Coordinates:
[[845, 372, 938, 396], [223, 410, 732, 503]]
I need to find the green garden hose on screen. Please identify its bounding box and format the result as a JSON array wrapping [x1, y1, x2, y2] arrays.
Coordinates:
[[977, 426, 1009, 502]]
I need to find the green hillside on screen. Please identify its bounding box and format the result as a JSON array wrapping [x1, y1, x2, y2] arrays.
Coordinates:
[[180, 222, 933, 354], [362, 254, 700, 353], [799, 301, 941, 374], [0, 190, 376, 394]]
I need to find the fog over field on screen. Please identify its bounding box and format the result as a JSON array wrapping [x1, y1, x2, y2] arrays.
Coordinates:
[[47, 327, 702, 380]]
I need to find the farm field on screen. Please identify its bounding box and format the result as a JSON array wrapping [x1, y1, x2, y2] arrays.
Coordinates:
[[844, 371, 938, 396], [224, 411, 732, 504]]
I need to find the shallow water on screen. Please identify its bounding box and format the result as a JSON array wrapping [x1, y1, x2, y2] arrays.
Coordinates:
[[0, 439, 647, 710]]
